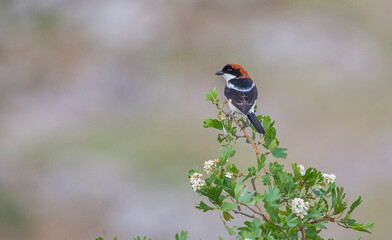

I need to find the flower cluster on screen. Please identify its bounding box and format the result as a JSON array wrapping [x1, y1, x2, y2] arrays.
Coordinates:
[[203, 159, 216, 174], [299, 164, 306, 176], [322, 173, 336, 183], [189, 172, 205, 191], [289, 198, 310, 219]]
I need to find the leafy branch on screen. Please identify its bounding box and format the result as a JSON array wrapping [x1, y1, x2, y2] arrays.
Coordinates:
[[97, 88, 374, 240], [190, 88, 374, 239]]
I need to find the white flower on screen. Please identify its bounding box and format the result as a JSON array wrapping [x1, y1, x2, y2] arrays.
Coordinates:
[[189, 172, 205, 191], [203, 160, 215, 174], [299, 164, 306, 176], [322, 173, 336, 183], [225, 172, 233, 179], [289, 198, 310, 219]]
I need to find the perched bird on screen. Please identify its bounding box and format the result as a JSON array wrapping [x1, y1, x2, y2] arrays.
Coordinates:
[[215, 64, 265, 134]]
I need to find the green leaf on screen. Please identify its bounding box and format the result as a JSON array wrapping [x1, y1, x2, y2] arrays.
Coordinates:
[[349, 222, 375, 234], [114, 237, 118, 240], [175, 231, 188, 240], [292, 163, 301, 181], [234, 182, 244, 199], [96, 238, 103, 240], [223, 211, 234, 221], [263, 187, 281, 221], [314, 222, 328, 230], [260, 115, 272, 129], [286, 213, 299, 227], [348, 196, 362, 214], [264, 187, 281, 204], [196, 201, 215, 212], [203, 118, 223, 130], [332, 187, 347, 215], [219, 145, 236, 162], [269, 139, 278, 151], [212, 87, 218, 99], [224, 224, 236, 236], [257, 154, 266, 171], [261, 174, 272, 186], [250, 193, 264, 205], [238, 189, 254, 204], [205, 92, 214, 102], [221, 202, 237, 212], [271, 147, 288, 159], [305, 226, 322, 237], [306, 205, 323, 219], [228, 164, 240, 174], [242, 167, 257, 182]]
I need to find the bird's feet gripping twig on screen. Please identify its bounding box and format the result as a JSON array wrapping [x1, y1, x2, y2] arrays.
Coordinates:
[[241, 119, 250, 130]]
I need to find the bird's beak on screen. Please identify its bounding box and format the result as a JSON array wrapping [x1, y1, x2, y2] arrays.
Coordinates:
[[215, 70, 224, 75]]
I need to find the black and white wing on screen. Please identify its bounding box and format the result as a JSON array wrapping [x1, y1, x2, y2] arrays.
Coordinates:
[[224, 78, 258, 114]]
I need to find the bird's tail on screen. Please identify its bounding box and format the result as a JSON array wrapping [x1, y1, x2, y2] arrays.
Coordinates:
[[247, 112, 265, 134]]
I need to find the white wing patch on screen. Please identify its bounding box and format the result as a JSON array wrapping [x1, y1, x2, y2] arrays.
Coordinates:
[[227, 82, 255, 92]]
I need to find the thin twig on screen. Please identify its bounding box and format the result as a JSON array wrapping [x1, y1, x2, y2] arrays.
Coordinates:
[[310, 217, 335, 224], [300, 226, 306, 240], [233, 118, 270, 174], [215, 102, 273, 186], [251, 179, 258, 195], [239, 203, 290, 240], [232, 210, 254, 219]]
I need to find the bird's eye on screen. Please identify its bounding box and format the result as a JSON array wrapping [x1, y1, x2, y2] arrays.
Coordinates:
[[228, 69, 232, 72]]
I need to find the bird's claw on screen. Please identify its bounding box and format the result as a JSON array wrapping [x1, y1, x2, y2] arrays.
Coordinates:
[[241, 120, 250, 130]]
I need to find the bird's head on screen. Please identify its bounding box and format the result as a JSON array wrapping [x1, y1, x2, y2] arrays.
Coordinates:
[[215, 63, 250, 81]]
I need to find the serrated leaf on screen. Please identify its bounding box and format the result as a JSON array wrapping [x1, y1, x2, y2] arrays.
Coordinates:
[[269, 139, 278, 151], [292, 163, 301, 181], [263, 187, 281, 221], [307, 205, 323, 219], [271, 147, 288, 159], [211, 87, 218, 99], [257, 154, 266, 171], [196, 201, 215, 212], [260, 116, 272, 129], [250, 193, 264, 205], [221, 202, 237, 212], [203, 118, 223, 130], [286, 214, 299, 227], [224, 224, 236, 235], [219, 145, 236, 162], [242, 167, 257, 182], [229, 164, 239, 174], [264, 187, 281, 204], [261, 174, 272, 186], [239, 189, 254, 204], [314, 222, 328, 230], [349, 222, 374, 234], [205, 92, 214, 102]]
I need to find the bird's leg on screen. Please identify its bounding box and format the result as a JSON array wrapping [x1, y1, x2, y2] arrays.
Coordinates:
[[238, 117, 251, 131], [241, 119, 250, 130], [227, 112, 235, 117]]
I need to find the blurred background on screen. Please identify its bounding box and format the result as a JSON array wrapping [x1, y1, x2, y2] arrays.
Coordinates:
[[0, 0, 391, 239]]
